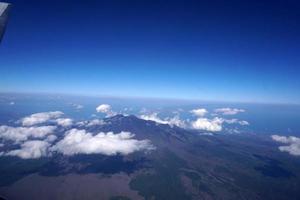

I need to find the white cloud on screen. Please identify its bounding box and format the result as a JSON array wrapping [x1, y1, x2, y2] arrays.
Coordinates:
[[21, 111, 64, 126], [140, 113, 186, 128], [190, 108, 207, 117], [271, 135, 300, 156], [190, 117, 249, 132], [51, 129, 155, 156], [9, 101, 15, 105], [0, 125, 56, 143], [191, 117, 223, 132], [166, 115, 187, 128], [140, 113, 168, 124], [96, 104, 116, 117], [214, 108, 245, 115], [55, 118, 73, 127], [45, 135, 57, 142], [5, 140, 51, 159]]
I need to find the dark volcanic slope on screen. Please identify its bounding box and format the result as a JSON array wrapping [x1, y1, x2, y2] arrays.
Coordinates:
[[0, 115, 300, 200]]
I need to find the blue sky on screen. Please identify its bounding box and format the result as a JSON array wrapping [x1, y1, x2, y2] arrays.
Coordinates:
[[0, 0, 300, 104]]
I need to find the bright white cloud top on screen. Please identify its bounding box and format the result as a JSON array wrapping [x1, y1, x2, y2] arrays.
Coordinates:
[[272, 135, 300, 156], [21, 111, 64, 126], [140, 113, 186, 128], [0, 125, 57, 143], [191, 117, 223, 132], [96, 104, 116, 117], [0, 107, 250, 159], [190, 108, 207, 117], [51, 129, 155, 156], [55, 118, 73, 127], [4, 140, 51, 159]]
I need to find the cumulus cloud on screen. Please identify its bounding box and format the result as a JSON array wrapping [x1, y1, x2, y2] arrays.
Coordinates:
[[214, 108, 245, 115], [21, 111, 64, 126], [0, 125, 56, 143], [190, 108, 207, 117], [166, 115, 187, 128], [190, 117, 249, 132], [4, 140, 51, 159], [271, 135, 300, 156], [140, 113, 168, 124], [140, 113, 186, 128], [55, 118, 73, 127], [51, 129, 155, 156], [45, 135, 57, 142], [96, 104, 116, 117], [191, 117, 223, 132]]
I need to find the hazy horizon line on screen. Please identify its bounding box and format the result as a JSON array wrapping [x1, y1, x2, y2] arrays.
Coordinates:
[[1, 90, 299, 106]]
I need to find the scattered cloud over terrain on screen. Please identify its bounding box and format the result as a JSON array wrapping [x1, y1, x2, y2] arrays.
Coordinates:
[[190, 117, 249, 132], [96, 104, 116, 117], [190, 108, 207, 117], [4, 140, 51, 159], [0, 125, 56, 143], [140, 109, 249, 132], [0, 106, 250, 159], [140, 113, 169, 124], [140, 113, 186, 128], [51, 129, 155, 156], [214, 108, 245, 115], [0, 110, 155, 159], [21, 111, 64, 126], [271, 135, 300, 156], [191, 117, 223, 132]]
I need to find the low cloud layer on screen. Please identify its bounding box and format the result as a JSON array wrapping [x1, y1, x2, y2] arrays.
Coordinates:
[[21, 111, 64, 126], [140, 113, 186, 128], [140, 110, 249, 132], [4, 140, 51, 159], [191, 117, 249, 132], [0, 110, 155, 159], [51, 129, 155, 156], [271, 135, 300, 156], [214, 108, 245, 115], [55, 118, 73, 127], [190, 108, 207, 117], [0, 106, 250, 159], [191, 117, 223, 132], [0, 125, 56, 143]]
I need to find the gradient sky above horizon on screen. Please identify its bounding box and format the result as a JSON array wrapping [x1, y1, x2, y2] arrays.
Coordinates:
[[0, 0, 299, 104]]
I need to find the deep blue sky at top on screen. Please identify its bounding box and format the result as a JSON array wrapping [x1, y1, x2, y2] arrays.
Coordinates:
[[0, 0, 299, 104]]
